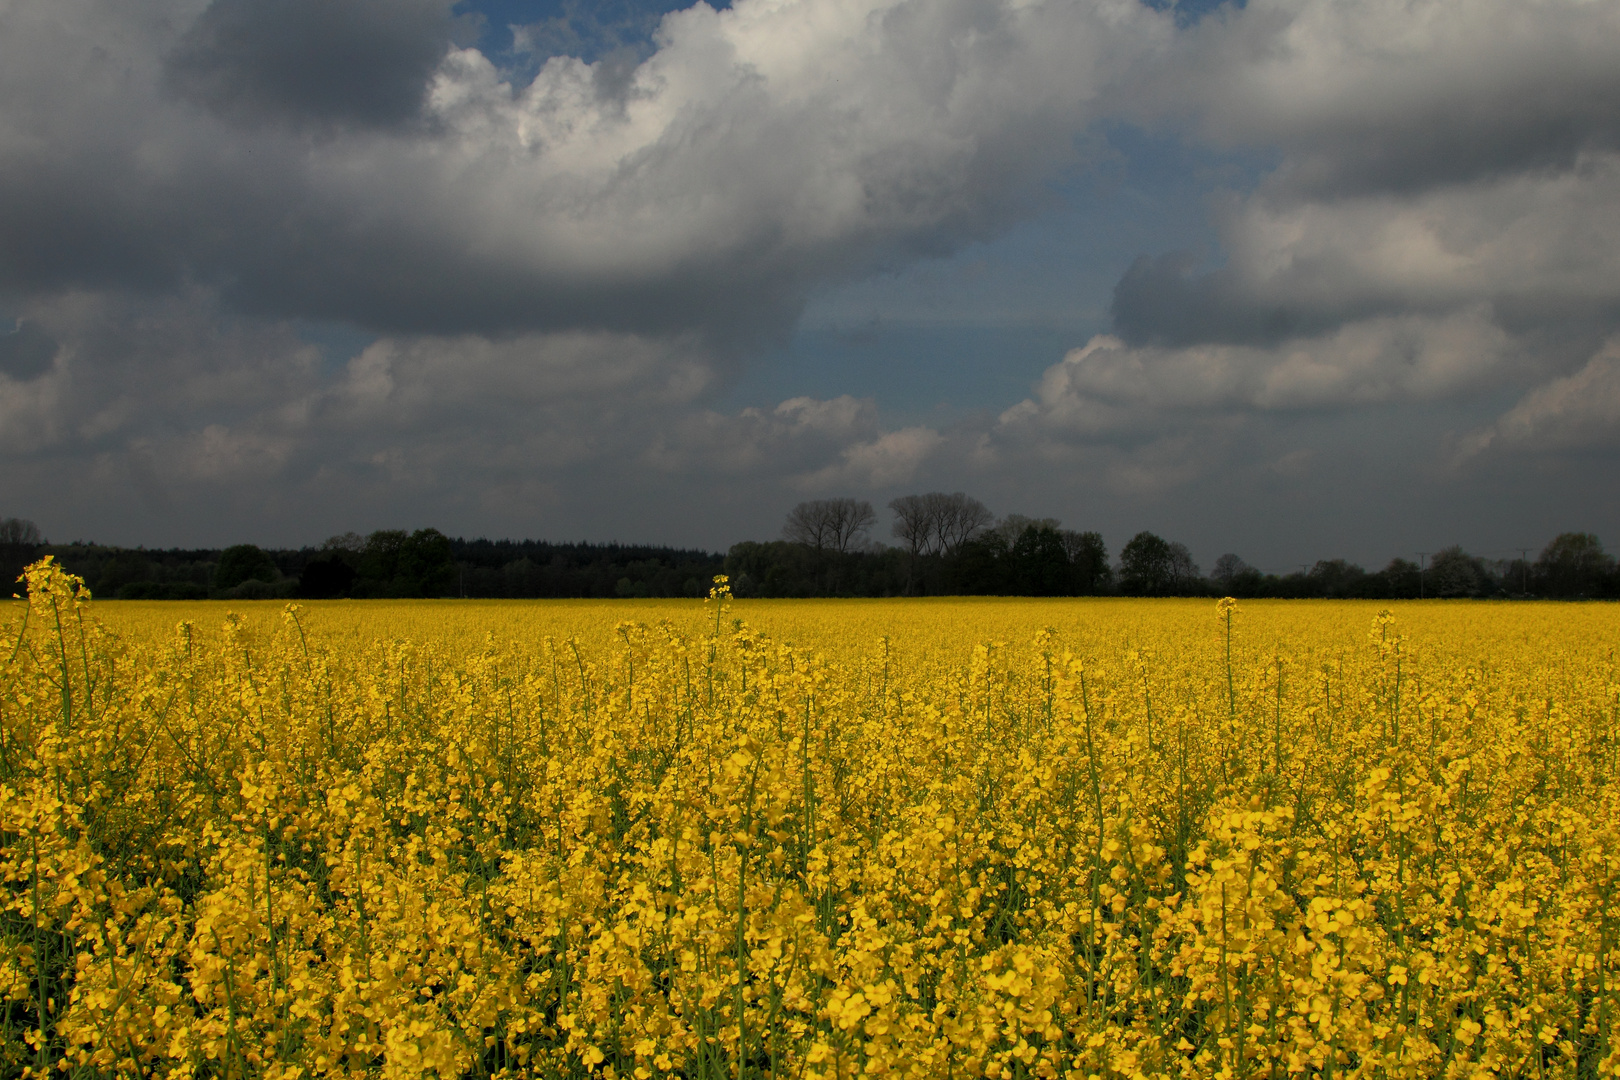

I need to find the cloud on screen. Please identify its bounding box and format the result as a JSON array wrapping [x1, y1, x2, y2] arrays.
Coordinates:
[[644, 395, 882, 476], [1097, 0, 1620, 470], [164, 0, 466, 130], [0, 0, 1170, 338], [0, 286, 955, 544], [5, 0, 1620, 557], [1459, 337, 1620, 458], [0, 320, 57, 380], [801, 426, 946, 489], [1111, 152, 1620, 347], [1000, 308, 1516, 441], [1149, 0, 1620, 198]]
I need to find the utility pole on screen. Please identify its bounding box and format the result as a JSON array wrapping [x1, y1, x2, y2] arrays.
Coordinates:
[[1417, 552, 1429, 600], [1517, 549, 1531, 596]]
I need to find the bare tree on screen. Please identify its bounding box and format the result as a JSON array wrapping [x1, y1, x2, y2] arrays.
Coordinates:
[[890, 492, 993, 593], [784, 502, 834, 550], [0, 517, 42, 545], [931, 492, 994, 554], [826, 498, 876, 553], [889, 495, 933, 558], [783, 498, 876, 553], [891, 492, 994, 558]]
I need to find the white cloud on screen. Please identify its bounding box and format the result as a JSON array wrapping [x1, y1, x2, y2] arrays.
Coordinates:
[[1109, 0, 1620, 380], [331, 331, 713, 424], [799, 426, 945, 489], [999, 308, 1516, 440], [1215, 154, 1620, 316], [643, 394, 882, 475], [1152, 0, 1620, 196]]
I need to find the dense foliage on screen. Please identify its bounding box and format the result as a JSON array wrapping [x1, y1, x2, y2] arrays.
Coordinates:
[[0, 534, 725, 602], [3, 563, 1617, 1078]]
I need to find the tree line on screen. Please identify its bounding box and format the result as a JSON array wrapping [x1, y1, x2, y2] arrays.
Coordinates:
[[0, 521, 723, 601], [3, 509, 1616, 601], [725, 497, 1620, 599]]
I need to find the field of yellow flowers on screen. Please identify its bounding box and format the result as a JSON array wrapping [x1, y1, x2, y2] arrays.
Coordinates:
[[2, 557, 1617, 1079]]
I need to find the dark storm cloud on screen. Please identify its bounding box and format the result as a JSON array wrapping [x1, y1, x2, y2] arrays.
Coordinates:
[[164, 0, 463, 130], [1110, 253, 1348, 347], [0, 321, 58, 381], [0, 0, 1168, 341], [1274, 107, 1620, 203]]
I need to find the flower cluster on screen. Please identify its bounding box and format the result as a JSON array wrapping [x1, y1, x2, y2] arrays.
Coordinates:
[[2, 565, 1616, 1078]]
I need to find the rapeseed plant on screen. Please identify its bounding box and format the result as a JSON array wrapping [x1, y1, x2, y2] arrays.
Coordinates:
[[1, 561, 1617, 1078]]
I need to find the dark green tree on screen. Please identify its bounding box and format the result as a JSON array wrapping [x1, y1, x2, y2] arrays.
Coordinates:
[[1427, 546, 1491, 598], [1377, 558, 1422, 599], [299, 556, 357, 599], [1118, 532, 1199, 596], [1008, 526, 1071, 596], [399, 528, 454, 596], [1309, 558, 1371, 599], [360, 530, 408, 588], [1061, 530, 1110, 594], [1535, 533, 1615, 597], [213, 544, 279, 591]]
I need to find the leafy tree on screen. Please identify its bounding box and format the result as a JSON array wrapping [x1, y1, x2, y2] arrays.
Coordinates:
[[213, 544, 279, 591], [1061, 530, 1111, 594], [399, 528, 454, 596], [300, 556, 357, 599], [1008, 525, 1071, 596], [1119, 532, 1170, 595], [946, 532, 1010, 594], [1377, 558, 1422, 599], [1535, 532, 1615, 597], [1118, 532, 1200, 596], [360, 530, 409, 588], [1309, 558, 1371, 599], [350, 527, 455, 596], [992, 514, 1060, 548], [1427, 546, 1490, 598]]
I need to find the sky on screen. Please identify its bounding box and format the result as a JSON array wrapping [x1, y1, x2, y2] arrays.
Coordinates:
[[2, 0, 1619, 572]]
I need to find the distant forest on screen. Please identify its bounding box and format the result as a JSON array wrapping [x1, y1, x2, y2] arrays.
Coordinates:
[[1, 495, 1616, 601]]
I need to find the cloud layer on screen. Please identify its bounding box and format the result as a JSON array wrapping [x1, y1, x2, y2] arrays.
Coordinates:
[[0, 0, 1168, 336], [2, 0, 1618, 561]]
